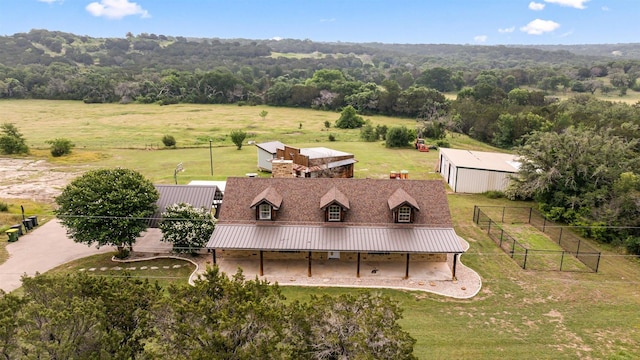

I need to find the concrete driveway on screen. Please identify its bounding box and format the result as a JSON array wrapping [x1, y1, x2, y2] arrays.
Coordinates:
[[1, 219, 114, 293]]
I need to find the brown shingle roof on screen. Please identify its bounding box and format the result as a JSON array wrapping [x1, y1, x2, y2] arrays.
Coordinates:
[[249, 186, 283, 210], [218, 177, 452, 227], [320, 186, 350, 210], [387, 187, 420, 211]]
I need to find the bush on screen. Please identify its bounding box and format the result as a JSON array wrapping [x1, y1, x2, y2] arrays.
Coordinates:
[[624, 236, 640, 256], [162, 135, 176, 147], [160, 203, 216, 254], [483, 190, 505, 199], [360, 123, 378, 142], [0, 123, 29, 155], [230, 129, 247, 150], [385, 126, 413, 148], [435, 139, 450, 148], [328, 134, 336, 142], [324, 120, 331, 129], [335, 105, 365, 129], [0, 201, 8, 212], [46, 138, 75, 157]]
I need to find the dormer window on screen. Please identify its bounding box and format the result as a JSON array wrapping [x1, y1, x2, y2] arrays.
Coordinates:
[[328, 205, 342, 221], [259, 203, 272, 220], [388, 188, 420, 224], [320, 187, 350, 223], [397, 206, 411, 223]]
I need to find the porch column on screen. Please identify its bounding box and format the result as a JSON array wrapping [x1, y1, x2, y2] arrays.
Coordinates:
[[356, 252, 361, 278], [212, 249, 216, 265], [452, 253, 458, 280], [308, 251, 312, 277], [259, 250, 264, 276], [404, 253, 410, 279]]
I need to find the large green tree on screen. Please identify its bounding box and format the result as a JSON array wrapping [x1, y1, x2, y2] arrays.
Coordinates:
[[335, 105, 365, 129], [55, 168, 159, 252]]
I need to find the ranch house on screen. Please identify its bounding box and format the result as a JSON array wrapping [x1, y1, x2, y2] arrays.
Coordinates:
[[206, 177, 465, 280]]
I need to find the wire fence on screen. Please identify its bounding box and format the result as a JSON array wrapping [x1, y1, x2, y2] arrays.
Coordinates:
[[473, 205, 601, 272]]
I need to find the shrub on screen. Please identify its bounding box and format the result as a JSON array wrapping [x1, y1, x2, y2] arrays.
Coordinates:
[[385, 126, 413, 148], [230, 129, 247, 150], [324, 120, 331, 129], [360, 123, 378, 142], [46, 138, 75, 157], [376, 124, 388, 140], [160, 203, 216, 254], [162, 135, 176, 147], [335, 105, 365, 129], [0, 123, 29, 155], [624, 236, 640, 256], [328, 134, 336, 142], [483, 190, 505, 199], [435, 139, 450, 148], [0, 201, 8, 212]]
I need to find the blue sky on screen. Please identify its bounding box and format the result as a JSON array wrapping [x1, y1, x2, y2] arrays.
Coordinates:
[[0, 0, 637, 45]]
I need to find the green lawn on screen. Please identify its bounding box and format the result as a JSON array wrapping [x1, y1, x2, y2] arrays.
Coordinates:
[[2, 100, 640, 359]]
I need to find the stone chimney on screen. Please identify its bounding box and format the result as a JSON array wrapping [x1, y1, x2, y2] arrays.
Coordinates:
[[271, 159, 295, 178]]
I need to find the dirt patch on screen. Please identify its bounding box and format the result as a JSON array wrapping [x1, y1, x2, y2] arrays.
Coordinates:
[[0, 158, 84, 204]]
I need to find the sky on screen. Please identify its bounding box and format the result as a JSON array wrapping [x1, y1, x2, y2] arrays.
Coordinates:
[[0, 0, 638, 45]]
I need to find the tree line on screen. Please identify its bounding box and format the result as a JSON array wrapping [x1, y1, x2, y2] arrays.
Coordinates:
[[0, 269, 416, 359]]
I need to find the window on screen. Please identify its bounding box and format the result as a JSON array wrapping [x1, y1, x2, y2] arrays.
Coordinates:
[[397, 206, 411, 223], [259, 203, 272, 220], [328, 205, 341, 221]]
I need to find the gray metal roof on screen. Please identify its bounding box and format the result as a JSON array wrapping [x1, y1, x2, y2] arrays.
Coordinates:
[[301, 147, 352, 159], [255, 141, 285, 154], [150, 185, 218, 227], [207, 224, 464, 253], [327, 158, 357, 169], [439, 148, 520, 173]]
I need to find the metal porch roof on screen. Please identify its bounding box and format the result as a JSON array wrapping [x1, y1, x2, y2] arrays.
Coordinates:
[[206, 224, 464, 253]]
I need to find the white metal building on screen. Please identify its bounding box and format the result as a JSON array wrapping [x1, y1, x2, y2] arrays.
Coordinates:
[[438, 148, 520, 193], [255, 141, 285, 172]]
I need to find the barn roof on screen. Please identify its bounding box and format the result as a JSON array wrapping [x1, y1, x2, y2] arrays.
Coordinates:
[[439, 148, 521, 173]]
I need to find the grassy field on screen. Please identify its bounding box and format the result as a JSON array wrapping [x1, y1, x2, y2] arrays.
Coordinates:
[[2, 100, 640, 359]]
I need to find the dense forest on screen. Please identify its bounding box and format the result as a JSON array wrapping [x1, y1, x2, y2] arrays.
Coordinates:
[[2, 29, 640, 255]]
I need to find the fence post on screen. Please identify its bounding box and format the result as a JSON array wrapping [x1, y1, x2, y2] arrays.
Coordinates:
[[499, 229, 503, 246], [558, 227, 563, 245], [560, 251, 565, 271], [501, 206, 505, 223], [511, 239, 516, 258], [473, 205, 477, 223], [542, 217, 546, 232], [576, 239, 581, 255], [523, 249, 528, 269], [595, 253, 601, 273], [528, 207, 533, 224], [487, 219, 491, 234]]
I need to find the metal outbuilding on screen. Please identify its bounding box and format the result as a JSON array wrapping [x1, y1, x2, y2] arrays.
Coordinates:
[[438, 148, 520, 193]]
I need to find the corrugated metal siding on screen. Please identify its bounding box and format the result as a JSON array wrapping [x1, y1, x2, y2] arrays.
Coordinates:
[[207, 224, 464, 253], [455, 168, 511, 193]]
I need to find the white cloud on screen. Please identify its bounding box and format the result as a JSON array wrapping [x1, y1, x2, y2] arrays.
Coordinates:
[[271, 36, 283, 41], [544, 0, 589, 9], [86, 0, 150, 19], [520, 19, 560, 35], [498, 27, 515, 33], [529, 2, 545, 10], [474, 35, 488, 43]]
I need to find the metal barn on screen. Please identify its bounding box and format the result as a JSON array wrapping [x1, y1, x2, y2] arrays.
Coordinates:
[[438, 148, 520, 193]]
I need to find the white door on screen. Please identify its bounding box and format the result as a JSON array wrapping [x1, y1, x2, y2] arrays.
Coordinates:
[[328, 251, 340, 259]]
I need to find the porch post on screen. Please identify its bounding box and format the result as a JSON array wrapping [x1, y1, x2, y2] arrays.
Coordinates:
[[404, 253, 410, 279], [357, 252, 361, 278], [308, 251, 312, 277], [259, 250, 264, 276], [452, 253, 458, 280], [212, 249, 216, 265]]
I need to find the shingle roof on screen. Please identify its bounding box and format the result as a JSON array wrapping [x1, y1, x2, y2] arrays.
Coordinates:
[[387, 188, 420, 211], [216, 177, 451, 226], [249, 186, 283, 210], [320, 186, 350, 210], [150, 185, 218, 227]]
